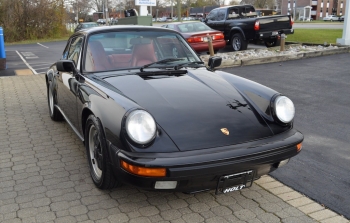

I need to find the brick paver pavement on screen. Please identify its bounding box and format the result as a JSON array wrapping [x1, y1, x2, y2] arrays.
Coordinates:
[[0, 75, 348, 223]]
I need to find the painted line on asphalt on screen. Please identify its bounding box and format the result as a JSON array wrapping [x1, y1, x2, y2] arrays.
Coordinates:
[[15, 51, 37, 75], [37, 42, 49, 48]]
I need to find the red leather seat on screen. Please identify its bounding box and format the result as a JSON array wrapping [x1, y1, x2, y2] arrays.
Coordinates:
[[130, 40, 157, 67], [85, 41, 114, 72]]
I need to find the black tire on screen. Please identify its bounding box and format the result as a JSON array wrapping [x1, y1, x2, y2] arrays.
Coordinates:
[[230, 33, 247, 51], [85, 115, 120, 189], [264, 38, 281, 48], [47, 81, 63, 121]]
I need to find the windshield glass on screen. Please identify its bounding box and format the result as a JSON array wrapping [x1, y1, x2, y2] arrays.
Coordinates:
[[84, 30, 201, 72]]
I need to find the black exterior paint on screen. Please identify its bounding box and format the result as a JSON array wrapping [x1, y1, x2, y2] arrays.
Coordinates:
[[45, 26, 303, 192]]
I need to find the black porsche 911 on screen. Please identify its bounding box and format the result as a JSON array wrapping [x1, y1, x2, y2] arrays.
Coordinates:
[[46, 25, 303, 194]]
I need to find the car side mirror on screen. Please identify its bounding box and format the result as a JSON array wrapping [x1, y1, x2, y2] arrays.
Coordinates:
[[208, 56, 222, 70], [56, 60, 78, 74]]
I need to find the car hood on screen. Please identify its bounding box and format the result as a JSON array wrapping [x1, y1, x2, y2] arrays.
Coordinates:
[[104, 69, 273, 151]]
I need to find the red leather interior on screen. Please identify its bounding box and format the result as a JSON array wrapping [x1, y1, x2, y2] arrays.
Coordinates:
[[130, 41, 157, 67], [86, 41, 114, 72], [108, 54, 132, 68]]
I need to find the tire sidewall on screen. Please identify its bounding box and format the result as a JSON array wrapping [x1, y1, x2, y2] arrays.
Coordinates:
[[47, 80, 62, 121], [85, 115, 108, 188], [231, 34, 242, 51]]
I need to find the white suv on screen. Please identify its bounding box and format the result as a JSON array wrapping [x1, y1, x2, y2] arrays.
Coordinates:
[[323, 15, 338, 21]]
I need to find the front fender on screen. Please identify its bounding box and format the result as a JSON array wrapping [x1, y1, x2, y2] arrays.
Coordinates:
[[216, 70, 292, 134]]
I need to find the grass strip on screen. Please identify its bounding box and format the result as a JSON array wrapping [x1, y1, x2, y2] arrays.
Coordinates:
[[286, 29, 343, 44]]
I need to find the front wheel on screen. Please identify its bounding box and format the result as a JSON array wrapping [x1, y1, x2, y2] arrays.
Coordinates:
[[85, 115, 121, 189], [230, 33, 247, 51]]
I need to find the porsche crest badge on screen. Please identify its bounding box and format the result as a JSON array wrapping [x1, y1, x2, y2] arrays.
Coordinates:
[[220, 128, 229, 135]]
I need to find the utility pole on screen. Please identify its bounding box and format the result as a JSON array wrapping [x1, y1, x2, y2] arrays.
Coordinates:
[[177, 0, 181, 22], [171, 0, 173, 18], [105, 0, 109, 25]]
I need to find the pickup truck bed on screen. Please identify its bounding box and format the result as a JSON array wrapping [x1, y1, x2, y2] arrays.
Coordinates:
[[203, 5, 294, 51]]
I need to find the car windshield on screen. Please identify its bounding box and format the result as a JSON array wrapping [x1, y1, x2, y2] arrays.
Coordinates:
[[84, 30, 201, 72], [177, 23, 212, 33]]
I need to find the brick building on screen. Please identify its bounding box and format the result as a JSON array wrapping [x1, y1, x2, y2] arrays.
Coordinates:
[[281, 0, 347, 20]]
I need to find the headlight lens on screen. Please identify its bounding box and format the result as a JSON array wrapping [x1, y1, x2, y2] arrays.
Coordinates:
[[126, 110, 156, 144], [275, 96, 295, 123]]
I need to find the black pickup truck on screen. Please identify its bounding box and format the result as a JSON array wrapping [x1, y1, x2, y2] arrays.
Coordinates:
[[202, 5, 294, 51]]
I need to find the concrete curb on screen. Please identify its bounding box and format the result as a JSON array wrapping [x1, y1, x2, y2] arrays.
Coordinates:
[[200, 45, 350, 69], [255, 176, 350, 223]]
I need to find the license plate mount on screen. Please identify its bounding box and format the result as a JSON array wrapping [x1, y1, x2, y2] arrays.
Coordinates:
[[215, 170, 255, 195]]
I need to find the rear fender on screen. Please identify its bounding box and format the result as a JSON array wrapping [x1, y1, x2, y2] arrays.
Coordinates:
[[229, 28, 246, 41]]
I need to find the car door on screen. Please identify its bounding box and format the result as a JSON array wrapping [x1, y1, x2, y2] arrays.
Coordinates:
[[57, 35, 84, 132], [215, 9, 227, 33], [205, 9, 219, 30]]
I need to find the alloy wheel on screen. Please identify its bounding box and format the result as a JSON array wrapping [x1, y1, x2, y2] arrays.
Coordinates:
[[88, 125, 103, 180]]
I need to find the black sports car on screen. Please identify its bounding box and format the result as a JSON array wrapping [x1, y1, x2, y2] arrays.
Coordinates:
[[46, 25, 303, 194]]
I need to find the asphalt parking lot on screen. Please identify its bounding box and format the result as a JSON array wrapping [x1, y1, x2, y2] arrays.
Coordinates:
[[1, 62, 349, 222]]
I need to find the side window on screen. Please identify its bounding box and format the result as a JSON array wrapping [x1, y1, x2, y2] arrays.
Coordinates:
[[243, 6, 257, 17], [228, 8, 240, 19], [167, 24, 175, 30], [67, 36, 84, 66], [217, 9, 226, 21], [206, 10, 218, 21]]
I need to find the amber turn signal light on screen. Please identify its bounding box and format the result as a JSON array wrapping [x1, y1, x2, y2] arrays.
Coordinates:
[[120, 160, 166, 177], [296, 143, 302, 152]]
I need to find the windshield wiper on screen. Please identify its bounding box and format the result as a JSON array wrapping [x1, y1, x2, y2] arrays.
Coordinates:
[[174, 61, 205, 70], [140, 58, 184, 72]]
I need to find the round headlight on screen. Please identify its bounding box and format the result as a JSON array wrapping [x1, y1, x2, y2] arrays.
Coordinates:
[[126, 110, 156, 144], [274, 96, 295, 123]]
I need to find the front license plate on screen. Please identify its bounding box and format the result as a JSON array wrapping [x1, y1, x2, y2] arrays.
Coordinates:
[[215, 170, 255, 195]]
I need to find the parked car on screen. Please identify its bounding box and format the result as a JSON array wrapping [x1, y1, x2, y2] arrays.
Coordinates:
[[158, 17, 167, 22], [203, 4, 294, 50], [46, 25, 303, 193], [74, 22, 99, 32], [110, 18, 118, 25], [338, 15, 344, 21], [322, 15, 338, 21], [161, 22, 226, 54], [299, 16, 313, 21], [97, 19, 106, 24]]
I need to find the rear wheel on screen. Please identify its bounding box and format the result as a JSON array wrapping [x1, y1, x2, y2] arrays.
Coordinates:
[[85, 115, 121, 189], [47, 81, 63, 121], [230, 33, 247, 51]]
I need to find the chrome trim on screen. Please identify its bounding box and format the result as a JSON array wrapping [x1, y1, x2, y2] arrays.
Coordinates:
[[55, 105, 84, 141]]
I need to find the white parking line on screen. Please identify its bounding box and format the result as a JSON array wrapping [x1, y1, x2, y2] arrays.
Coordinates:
[[37, 43, 49, 48], [16, 51, 38, 74]]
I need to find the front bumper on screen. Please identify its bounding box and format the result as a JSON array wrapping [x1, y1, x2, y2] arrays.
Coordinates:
[[109, 129, 303, 193]]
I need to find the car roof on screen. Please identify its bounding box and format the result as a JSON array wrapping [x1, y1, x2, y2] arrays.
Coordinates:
[[75, 25, 175, 35]]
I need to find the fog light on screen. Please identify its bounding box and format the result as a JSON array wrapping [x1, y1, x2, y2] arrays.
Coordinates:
[[154, 181, 177, 189], [278, 159, 290, 168]]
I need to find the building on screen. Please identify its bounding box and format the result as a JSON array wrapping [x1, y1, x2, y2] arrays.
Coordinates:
[[281, 0, 347, 20]]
